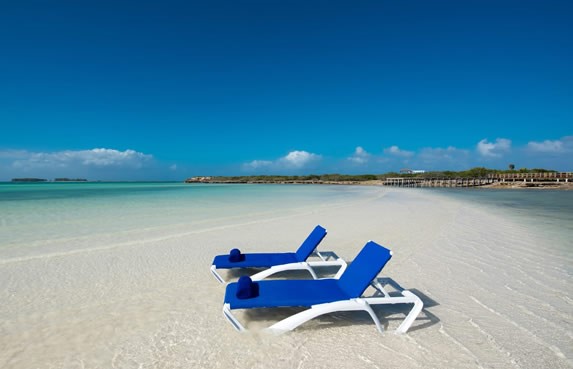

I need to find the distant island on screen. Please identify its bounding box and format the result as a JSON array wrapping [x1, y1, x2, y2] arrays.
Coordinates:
[[11, 178, 48, 182], [11, 178, 88, 182], [185, 167, 572, 189]]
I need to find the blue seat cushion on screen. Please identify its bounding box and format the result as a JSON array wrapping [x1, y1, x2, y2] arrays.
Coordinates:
[[213, 252, 298, 269], [236, 276, 259, 299], [229, 248, 245, 262], [225, 279, 351, 309]]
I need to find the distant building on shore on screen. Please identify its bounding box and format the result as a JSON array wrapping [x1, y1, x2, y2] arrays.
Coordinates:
[[399, 169, 426, 174], [185, 176, 213, 183]]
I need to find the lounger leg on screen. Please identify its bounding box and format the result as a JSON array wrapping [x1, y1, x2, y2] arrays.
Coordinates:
[[358, 300, 384, 334], [223, 303, 246, 332], [333, 260, 347, 279], [305, 264, 319, 280], [363, 290, 424, 334], [211, 265, 225, 284], [395, 291, 423, 334]]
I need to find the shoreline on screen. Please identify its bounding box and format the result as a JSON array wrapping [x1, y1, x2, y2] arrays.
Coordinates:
[[184, 179, 573, 190], [480, 181, 573, 190]]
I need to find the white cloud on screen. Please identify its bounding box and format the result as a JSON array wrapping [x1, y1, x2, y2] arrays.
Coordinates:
[[10, 148, 152, 169], [384, 145, 414, 158], [527, 136, 573, 153], [243, 150, 321, 171], [280, 150, 321, 168], [477, 138, 511, 157], [348, 146, 371, 164], [0, 148, 156, 181]]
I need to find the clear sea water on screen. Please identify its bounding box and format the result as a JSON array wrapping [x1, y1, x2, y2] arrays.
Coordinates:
[[0, 182, 379, 257], [431, 187, 573, 231], [1, 182, 571, 258], [427, 187, 573, 255]]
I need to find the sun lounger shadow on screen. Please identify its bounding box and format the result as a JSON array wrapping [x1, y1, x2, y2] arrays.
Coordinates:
[[211, 225, 347, 283], [222, 241, 425, 335]]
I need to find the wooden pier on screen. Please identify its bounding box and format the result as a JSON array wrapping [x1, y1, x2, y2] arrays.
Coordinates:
[[383, 172, 572, 188]]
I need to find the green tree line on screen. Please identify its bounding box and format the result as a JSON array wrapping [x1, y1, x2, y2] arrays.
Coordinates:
[[188, 167, 557, 183]]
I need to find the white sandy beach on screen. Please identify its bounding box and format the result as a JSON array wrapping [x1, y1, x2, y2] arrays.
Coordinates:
[[1, 187, 571, 369]]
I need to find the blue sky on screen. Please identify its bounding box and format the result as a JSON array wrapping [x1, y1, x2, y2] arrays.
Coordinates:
[[0, 0, 571, 180]]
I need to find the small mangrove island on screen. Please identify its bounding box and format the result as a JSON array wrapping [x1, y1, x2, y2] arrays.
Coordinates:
[[11, 178, 88, 183], [11, 178, 48, 182]]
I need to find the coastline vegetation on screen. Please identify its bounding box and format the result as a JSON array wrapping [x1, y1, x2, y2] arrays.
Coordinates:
[[185, 167, 558, 183]]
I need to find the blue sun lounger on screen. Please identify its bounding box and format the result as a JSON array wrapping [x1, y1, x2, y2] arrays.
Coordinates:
[[222, 241, 423, 334], [210, 225, 347, 283]]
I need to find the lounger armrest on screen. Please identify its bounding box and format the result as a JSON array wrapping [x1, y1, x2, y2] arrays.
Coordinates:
[[250, 262, 317, 281], [250, 258, 348, 281]]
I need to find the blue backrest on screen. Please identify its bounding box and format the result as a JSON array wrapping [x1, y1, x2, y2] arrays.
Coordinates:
[[336, 241, 393, 298], [294, 225, 327, 262]]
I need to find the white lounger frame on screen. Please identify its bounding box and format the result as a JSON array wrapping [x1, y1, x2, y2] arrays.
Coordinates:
[[222, 279, 423, 335], [210, 251, 348, 284]]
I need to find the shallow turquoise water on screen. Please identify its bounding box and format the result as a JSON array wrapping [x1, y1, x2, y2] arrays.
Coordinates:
[[426, 188, 573, 255], [0, 182, 378, 250], [430, 188, 573, 229], [1, 183, 571, 256]]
